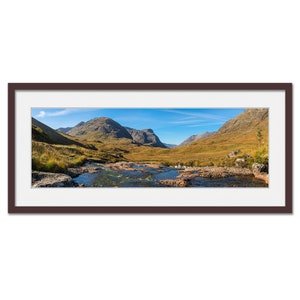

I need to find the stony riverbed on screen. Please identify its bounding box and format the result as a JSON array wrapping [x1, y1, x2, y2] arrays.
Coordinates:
[[32, 162, 268, 187]]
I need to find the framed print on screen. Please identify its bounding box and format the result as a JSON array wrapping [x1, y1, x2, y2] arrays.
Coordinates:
[[8, 83, 293, 213]]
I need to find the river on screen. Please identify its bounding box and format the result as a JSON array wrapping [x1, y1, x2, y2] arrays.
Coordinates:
[[72, 163, 268, 187]]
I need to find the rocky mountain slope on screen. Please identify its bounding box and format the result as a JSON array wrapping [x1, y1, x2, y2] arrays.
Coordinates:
[[217, 108, 268, 134], [67, 117, 133, 140], [125, 127, 166, 148]]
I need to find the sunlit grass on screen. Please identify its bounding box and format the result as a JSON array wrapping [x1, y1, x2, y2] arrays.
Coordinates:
[[125, 125, 269, 167], [32, 142, 88, 172]]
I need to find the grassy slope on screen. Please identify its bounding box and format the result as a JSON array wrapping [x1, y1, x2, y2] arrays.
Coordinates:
[[32, 117, 86, 147], [32, 118, 108, 172], [125, 110, 269, 166], [32, 138, 136, 173]]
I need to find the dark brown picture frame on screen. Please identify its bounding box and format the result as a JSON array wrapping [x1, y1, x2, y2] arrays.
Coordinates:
[[8, 83, 293, 213]]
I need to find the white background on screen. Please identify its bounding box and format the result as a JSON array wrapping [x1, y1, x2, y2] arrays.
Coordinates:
[[0, 1, 298, 300], [16, 90, 285, 207]]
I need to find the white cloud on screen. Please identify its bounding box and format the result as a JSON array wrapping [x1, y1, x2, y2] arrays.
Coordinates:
[[36, 110, 46, 118], [35, 108, 78, 118], [163, 109, 227, 121], [163, 109, 228, 127], [47, 109, 75, 117], [187, 122, 224, 128]]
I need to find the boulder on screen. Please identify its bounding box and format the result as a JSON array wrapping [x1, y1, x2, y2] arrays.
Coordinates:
[[252, 163, 268, 174], [32, 171, 79, 187], [226, 149, 241, 158], [159, 179, 190, 187], [235, 158, 245, 167]]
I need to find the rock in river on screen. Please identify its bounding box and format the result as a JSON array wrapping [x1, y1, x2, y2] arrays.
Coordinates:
[[32, 171, 79, 187], [159, 179, 190, 187]]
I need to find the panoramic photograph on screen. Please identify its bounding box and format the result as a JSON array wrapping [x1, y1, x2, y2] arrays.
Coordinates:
[[31, 108, 269, 188]]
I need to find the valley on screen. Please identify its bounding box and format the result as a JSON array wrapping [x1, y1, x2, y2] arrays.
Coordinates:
[[31, 108, 269, 187]]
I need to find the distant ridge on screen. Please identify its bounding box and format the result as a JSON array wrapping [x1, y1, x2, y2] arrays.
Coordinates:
[[164, 143, 177, 148], [179, 131, 215, 146], [57, 121, 85, 133], [56, 126, 73, 133]]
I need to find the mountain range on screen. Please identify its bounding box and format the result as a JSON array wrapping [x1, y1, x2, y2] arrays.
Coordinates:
[[35, 108, 269, 149], [56, 118, 217, 148], [32, 108, 269, 170], [57, 117, 166, 148]]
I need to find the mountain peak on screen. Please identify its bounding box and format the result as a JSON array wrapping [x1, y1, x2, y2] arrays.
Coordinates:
[[67, 117, 132, 140], [76, 121, 85, 127], [217, 108, 268, 134]]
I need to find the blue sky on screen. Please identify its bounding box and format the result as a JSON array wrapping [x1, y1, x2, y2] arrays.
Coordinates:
[[32, 108, 245, 144]]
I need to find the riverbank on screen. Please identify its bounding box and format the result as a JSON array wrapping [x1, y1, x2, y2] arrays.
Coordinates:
[[32, 163, 102, 187], [160, 166, 268, 187]]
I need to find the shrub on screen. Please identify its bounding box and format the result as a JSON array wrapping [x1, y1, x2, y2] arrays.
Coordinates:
[[45, 159, 66, 173], [254, 147, 268, 164], [72, 155, 86, 166], [32, 158, 43, 171], [254, 156, 268, 164]]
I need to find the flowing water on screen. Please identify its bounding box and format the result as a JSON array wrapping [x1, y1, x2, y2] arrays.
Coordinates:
[[73, 164, 268, 187]]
